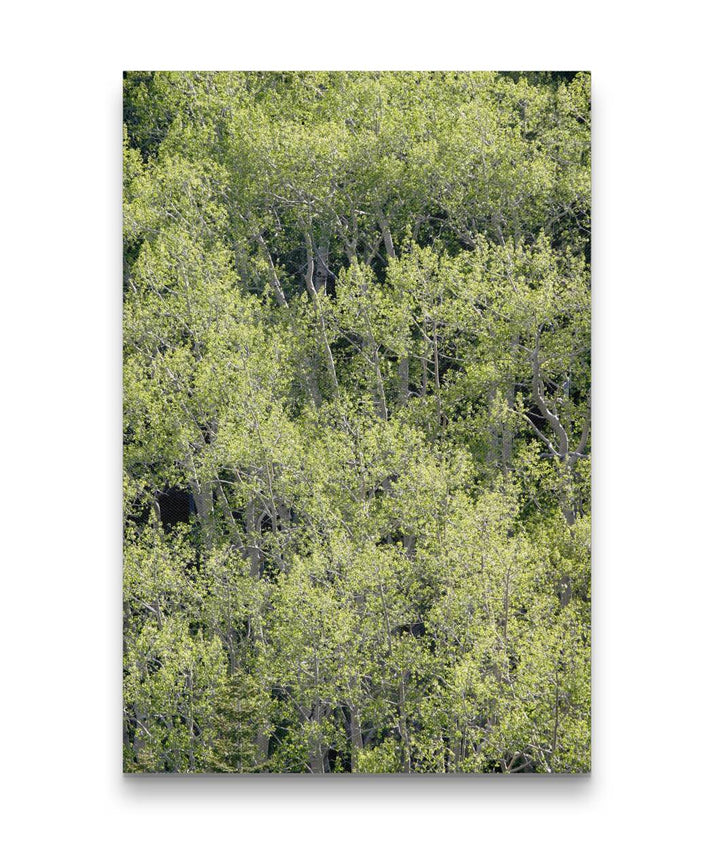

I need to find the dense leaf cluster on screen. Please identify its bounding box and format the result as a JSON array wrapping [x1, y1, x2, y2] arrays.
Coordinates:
[[123, 71, 591, 773]]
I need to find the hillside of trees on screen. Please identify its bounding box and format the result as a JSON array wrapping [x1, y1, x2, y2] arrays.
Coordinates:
[[123, 70, 591, 774]]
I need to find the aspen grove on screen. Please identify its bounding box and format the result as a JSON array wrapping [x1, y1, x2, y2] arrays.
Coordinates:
[[123, 71, 591, 773]]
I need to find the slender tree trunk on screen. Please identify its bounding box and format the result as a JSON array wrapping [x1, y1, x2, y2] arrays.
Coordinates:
[[349, 704, 363, 772], [402, 533, 416, 559], [398, 673, 412, 773], [377, 210, 409, 409], [432, 318, 442, 438], [398, 354, 409, 407], [245, 496, 262, 579], [486, 381, 500, 467], [189, 476, 214, 545], [305, 356, 322, 407], [309, 655, 325, 773], [214, 476, 244, 550], [255, 730, 269, 768], [371, 345, 388, 420], [502, 375, 516, 472], [314, 241, 329, 295], [309, 718, 325, 774], [304, 232, 339, 396]]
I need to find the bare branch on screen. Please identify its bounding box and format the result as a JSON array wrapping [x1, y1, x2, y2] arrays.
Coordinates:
[[303, 230, 339, 395], [574, 389, 591, 457], [255, 233, 288, 308], [512, 409, 559, 457], [304, 231, 316, 297], [530, 337, 569, 459], [377, 209, 396, 260]]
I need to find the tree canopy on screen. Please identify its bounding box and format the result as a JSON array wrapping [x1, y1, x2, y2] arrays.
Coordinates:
[[123, 70, 591, 774]]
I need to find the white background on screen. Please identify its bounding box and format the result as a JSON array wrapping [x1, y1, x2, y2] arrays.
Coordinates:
[[1, 2, 716, 853]]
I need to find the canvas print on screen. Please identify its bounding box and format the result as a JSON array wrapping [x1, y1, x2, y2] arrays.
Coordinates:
[[123, 71, 591, 774]]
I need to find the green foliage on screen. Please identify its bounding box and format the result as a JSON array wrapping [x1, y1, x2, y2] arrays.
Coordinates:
[[124, 71, 591, 773]]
